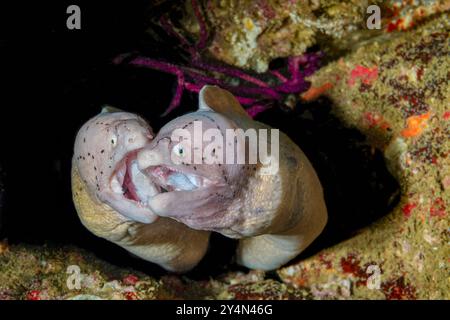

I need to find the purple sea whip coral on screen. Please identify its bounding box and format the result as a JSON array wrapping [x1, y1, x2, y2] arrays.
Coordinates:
[[113, 0, 322, 118]]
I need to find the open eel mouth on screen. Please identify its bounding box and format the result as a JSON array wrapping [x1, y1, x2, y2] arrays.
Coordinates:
[[110, 151, 160, 205], [143, 165, 214, 192], [108, 151, 216, 223]]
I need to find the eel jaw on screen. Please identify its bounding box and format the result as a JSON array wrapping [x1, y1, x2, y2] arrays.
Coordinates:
[[107, 151, 160, 223]]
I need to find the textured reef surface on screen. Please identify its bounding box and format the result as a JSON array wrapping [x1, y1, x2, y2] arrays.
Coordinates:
[[279, 13, 450, 299], [180, 0, 450, 72], [0, 3, 448, 300]]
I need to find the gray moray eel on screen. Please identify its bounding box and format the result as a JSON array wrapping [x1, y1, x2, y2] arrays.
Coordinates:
[[137, 85, 328, 270], [71, 108, 210, 272]]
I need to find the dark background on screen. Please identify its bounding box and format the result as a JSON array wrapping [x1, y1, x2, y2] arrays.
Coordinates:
[[0, 1, 398, 278]]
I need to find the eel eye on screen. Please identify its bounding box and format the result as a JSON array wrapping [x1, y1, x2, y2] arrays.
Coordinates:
[[172, 143, 185, 157], [110, 135, 118, 148]]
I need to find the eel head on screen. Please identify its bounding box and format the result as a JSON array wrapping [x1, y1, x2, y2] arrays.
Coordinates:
[[136, 86, 257, 232], [74, 108, 160, 224]]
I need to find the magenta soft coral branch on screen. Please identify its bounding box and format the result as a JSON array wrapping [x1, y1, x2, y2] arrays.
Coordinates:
[[190, 0, 208, 50], [113, 0, 322, 117]]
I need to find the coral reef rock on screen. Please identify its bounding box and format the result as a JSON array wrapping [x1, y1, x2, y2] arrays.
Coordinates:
[[0, 244, 314, 300], [280, 13, 449, 300], [0, 245, 163, 300], [180, 0, 449, 72]]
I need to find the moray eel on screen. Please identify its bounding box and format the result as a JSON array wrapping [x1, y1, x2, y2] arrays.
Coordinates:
[[137, 86, 328, 270], [71, 108, 209, 272]]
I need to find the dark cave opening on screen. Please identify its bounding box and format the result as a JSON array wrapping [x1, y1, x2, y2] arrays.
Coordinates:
[[0, 1, 399, 280]]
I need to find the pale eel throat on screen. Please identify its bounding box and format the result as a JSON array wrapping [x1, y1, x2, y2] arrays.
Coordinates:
[[71, 108, 210, 273]]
